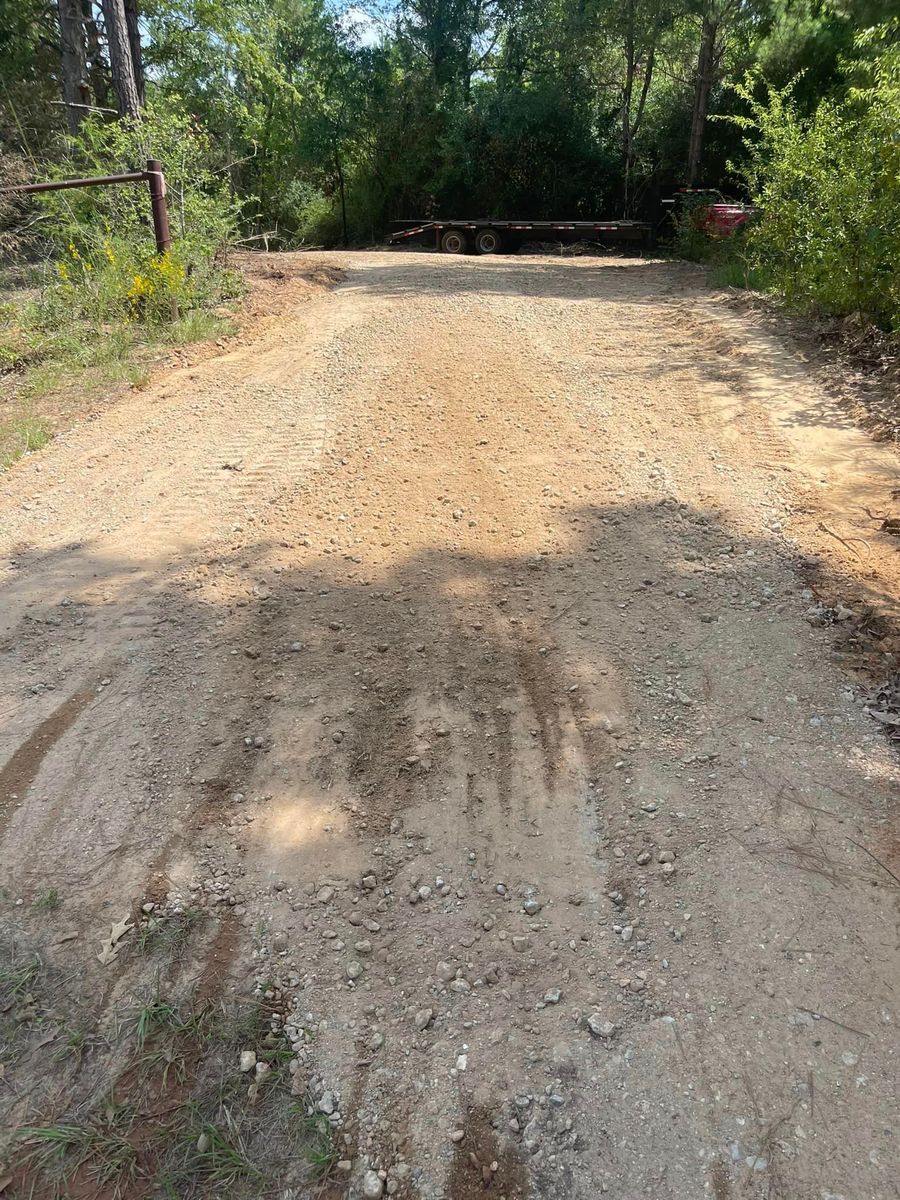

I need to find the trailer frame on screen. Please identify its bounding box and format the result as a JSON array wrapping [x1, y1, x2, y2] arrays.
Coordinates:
[[388, 218, 652, 254]]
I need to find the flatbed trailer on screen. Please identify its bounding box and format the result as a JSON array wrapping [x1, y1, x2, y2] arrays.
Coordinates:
[[388, 218, 653, 254]]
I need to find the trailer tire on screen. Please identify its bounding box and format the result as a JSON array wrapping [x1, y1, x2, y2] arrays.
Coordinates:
[[475, 228, 504, 255], [440, 229, 468, 254]]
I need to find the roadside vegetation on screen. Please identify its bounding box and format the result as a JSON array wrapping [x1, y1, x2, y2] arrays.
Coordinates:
[[677, 26, 900, 332], [0, 914, 336, 1197], [1, 109, 241, 471]]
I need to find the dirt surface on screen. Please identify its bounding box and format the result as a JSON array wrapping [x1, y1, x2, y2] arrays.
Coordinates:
[[1, 250, 899, 1200]]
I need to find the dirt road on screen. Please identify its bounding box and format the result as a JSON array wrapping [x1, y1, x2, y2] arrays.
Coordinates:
[[1, 251, 898, 1200]]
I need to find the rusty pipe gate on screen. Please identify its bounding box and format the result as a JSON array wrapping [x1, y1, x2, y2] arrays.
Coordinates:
[[0, 158, 171, 254]]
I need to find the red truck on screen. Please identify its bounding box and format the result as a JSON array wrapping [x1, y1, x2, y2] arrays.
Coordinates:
[[662, 188, 754, 237]]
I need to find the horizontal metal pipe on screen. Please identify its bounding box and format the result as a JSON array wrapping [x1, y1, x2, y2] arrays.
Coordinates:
[[0, 172, 147, 195]]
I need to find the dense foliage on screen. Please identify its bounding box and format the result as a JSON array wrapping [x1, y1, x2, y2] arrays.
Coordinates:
[[730, 25, 900, 327], [1, 0, 900, 327]]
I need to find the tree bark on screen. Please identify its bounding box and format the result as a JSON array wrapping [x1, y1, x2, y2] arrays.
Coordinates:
[[335, 153, 348, 247], [621, 0, 657, 217], [123, 0, 145, 104], [57, 0, 90, 135], [687, 12, 718, 185], [82, 0, 111, 108], [101, 0, 141, 119]]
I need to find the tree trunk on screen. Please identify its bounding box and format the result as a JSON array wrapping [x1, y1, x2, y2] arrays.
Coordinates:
[[687, 13, 718, 186], [82, 0, 111, 108], [621, 0, 636, 217], [123, 0, 144, 104], [335, 154, 348, 247], [101, 0, 141, 119], [57, 0, 89, 135]]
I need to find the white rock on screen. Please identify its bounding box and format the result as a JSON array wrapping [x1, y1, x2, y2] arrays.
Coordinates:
[[587, 1015, 616, 1039], [362, 1169, 384, 1198], [414, 1007, 433, 1031]]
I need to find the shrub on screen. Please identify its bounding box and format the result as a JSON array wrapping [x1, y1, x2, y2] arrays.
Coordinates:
[[729, 31, 900, 329], [34, 100, 242, 324]]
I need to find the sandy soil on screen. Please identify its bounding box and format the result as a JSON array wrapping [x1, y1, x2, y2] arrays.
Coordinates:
[[1, 250, 898, 1200]]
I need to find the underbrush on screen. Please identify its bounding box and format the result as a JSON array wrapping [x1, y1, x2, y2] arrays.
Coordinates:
[[0, 101, 243, 471], [0, 284, 235, 470], [669, 210, 773, 295], [0, 920, 336, 1198]]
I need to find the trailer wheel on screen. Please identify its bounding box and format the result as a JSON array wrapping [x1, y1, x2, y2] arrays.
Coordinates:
[[440, 230, 468, 254], [475, 228, 503, 255]]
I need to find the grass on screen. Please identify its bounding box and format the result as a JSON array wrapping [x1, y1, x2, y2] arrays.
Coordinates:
[[712, 252, 774, 292], [156, 1112, 265, 1195], [300, 1111, 339, 1179], [138, 905, 205, 957], [131, 991, 209, 1049], [0, 413, 50, 471], [32, 888, 62, 913], [0, 267, 235, 473], [164, 309, 233, 346], [138, 1041, 190, 1086], [0, 954, 40, 1018], [12, 984, 334, 1199], [53, 1024, 103, 1065], [18, 1119, 138, 1193]]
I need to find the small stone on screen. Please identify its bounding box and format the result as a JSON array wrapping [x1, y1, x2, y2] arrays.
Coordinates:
[[272, 932, 288, 952], [316, 886, 335, 904], [337, 1160, 353, 1173], [255, 1061, 271, 1082], [543, 988, 561, 1005], [369, 1031, 385, 1051], [660, 862, 676, 877], [523, 898, 542, 916], [641, 801, 658, 813], [512, 936, 530, 952], [355, 940, 373, 955], [239, 1050, 256, 1072], [414, 1007, 433, 1031], [621, 926, 634, 944], [362, 1169, 384, 1198], [346, 960, 364, 980], [586, 1015, 616, 1039], [636, 850, 651, 866], [450, 1129, 465, 1143], [196, 1131, 211, 1153], [436, 961, 457, 983], [361, 874, 377, 890], [418, 885, 432, 901], [658, 850, 676, 863]]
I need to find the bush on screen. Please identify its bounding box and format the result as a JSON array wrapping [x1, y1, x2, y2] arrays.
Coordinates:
[[275, 181, 341, 247], [34, 100, 242, 325], [730, 33, 900, 329]]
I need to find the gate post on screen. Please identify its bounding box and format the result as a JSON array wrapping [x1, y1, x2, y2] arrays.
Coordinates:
[[145, 159, 172, 254]]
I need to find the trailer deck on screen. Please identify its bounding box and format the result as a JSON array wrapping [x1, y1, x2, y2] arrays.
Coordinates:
[[389, 218, 652, 254]]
